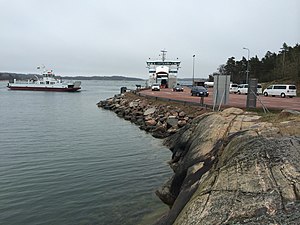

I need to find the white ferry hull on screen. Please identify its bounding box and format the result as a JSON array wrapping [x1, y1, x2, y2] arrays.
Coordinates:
[[8, 85, 81, 92], [7, 69, 81, 92]]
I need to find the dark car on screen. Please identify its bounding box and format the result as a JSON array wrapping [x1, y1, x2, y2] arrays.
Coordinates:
[[173, 84, 184, 92], [191, 86, 209, 97]]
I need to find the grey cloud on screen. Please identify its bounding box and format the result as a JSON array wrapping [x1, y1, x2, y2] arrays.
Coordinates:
[[0, 0, 299, 78]]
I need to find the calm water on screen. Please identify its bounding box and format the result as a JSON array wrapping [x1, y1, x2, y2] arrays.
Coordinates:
[[0, 80, 171, 225]]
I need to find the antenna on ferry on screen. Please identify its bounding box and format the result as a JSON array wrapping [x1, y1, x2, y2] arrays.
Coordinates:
[[161, 49, 167, 62]]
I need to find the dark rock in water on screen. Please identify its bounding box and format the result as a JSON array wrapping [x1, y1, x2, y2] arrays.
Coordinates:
[[152, 132, 169, 139], [144, 125, 156, 132], [139, 125, 147, 131], [103, 105, 112, 110], [155, 176, 176, 206], [153, 124, 167, 133], [136, 118, 144, 126], [124, 115, 131, 120]]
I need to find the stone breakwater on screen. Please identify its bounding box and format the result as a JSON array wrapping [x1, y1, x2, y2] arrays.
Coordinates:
[[97, 93, 207, 138], [98, 93, 300, 225]]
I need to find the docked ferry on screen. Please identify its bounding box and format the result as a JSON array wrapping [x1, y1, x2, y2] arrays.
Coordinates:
[[7, 68, 81, 92], [146, 49, 181, 88]]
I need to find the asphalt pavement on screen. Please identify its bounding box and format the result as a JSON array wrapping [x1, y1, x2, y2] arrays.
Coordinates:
[[139, 87, 300, 111]]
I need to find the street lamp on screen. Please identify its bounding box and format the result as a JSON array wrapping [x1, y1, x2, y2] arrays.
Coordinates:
[[243, 47, 250, 84], [280, 47, 286, 78], [192, 55, 195, 86]]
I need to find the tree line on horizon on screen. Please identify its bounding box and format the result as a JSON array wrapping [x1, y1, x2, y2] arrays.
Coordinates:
[[208, 43, 300, 85], [0, 73, 144, 81]]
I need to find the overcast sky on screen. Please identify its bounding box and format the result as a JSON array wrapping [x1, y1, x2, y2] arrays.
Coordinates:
[[1, 0, 299, 78]]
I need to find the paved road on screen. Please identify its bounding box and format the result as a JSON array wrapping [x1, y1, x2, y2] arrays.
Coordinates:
[[139, 87, 300, 111]]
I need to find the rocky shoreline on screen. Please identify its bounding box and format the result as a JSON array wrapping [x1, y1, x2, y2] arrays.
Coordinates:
[[97, 92, 208, 139], [98, 92, 300, 225]]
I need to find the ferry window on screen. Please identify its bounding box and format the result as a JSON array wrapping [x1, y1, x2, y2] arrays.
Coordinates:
[[50, 82, 55, 84], [40, 82, 44, 84], [46, 81, 50, 84]]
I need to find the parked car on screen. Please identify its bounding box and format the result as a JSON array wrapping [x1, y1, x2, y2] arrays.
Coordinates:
[[173, 84, 184, 92], [229, 83, 238, 94], [237, 84, 263, 95], [257, 84, 263, 94], [263, 84, 297, 98], [191, 86, 209, 97], [151, 83, 160, 91], [237, 84, 248, 94]]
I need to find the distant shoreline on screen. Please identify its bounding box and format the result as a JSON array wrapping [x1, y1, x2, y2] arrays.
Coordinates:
[[62, 76, 144, 81], [0, 72, 145, 81]]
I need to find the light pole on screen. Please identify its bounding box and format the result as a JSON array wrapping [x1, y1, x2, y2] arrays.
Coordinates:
[[192, 55, 195, 86], [243, 47, 250, 83], [280, 47, 286, 78]]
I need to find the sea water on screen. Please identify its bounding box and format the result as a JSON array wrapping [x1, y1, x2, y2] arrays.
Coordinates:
[[0, 80, 171, 225]]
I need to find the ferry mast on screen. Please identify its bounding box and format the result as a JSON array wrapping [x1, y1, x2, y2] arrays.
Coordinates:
[[161, 49, 167, 62]]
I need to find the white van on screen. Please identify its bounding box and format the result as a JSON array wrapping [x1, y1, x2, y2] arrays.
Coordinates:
[[237, 84, 263, 95], [263, 84, 297, 98], [229, 83, 238, 94]]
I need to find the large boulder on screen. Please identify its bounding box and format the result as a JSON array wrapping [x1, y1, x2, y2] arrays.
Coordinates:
[[174, 135, 300, 225], [144, 107, 156, 116], [155, 108, 300, 225], [129, 100, 140, 108], [166, 116, 178, 128], [145, 119, 157, 126]]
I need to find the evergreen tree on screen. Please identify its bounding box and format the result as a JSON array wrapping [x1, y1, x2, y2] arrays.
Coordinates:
[[213, 43, 299, 87]]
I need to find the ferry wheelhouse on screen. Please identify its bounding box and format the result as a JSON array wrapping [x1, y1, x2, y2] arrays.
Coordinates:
[[146, 50, 181, 88]]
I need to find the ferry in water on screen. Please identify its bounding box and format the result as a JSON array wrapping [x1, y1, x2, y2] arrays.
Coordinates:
[[146, 49, 181, 88], [7, 67, 81, 92]]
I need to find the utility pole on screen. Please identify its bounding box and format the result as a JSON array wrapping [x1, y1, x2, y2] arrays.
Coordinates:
[[192, 55, 195, 86], [243, 47, 250, 83], [281, 47, 286, 78]]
